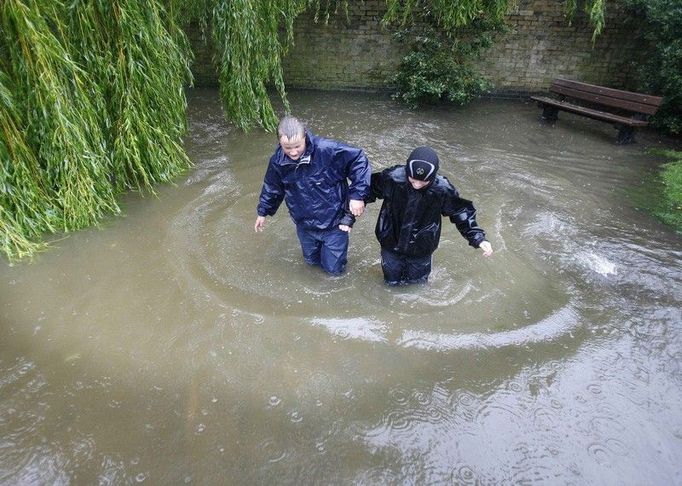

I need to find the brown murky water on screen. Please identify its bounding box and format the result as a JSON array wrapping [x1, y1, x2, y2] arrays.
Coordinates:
[[1, 89, 681, 484]]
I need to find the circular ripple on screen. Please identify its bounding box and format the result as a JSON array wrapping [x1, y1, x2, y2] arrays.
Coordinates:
[[384, 410, 413, 432], [389, 387, 410, 406], [166, 154, 579, 336], [413, 390, 431, 406], [259, 439, 289, 464], [587, 442, 613, 467], [451, 464, 481, 485], [162, 107, 591, 363], [533, 406, 559, 429]]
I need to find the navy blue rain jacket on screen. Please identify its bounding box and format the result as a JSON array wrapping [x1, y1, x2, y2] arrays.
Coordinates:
[[366, 165, 486, 257], [257, 132, 371, 230]]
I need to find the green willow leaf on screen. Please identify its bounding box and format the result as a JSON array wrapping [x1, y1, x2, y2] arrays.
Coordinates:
[[0, 0, 193, 261]]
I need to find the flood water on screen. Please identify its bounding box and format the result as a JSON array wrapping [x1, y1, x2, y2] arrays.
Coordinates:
[[1, 89, 681, 484]]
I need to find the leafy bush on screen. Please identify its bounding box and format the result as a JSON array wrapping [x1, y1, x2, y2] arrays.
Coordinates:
[[389, 17, 505, 109], [625, 0, 682, 135], [389, 28, 493, 108]]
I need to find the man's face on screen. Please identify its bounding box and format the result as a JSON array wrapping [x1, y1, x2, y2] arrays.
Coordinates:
[[408, 177, 431, 190], [279, 134, 306, 161]]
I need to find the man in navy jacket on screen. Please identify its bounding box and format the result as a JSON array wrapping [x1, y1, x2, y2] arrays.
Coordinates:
[[255, 116, 371, 275], [366, 146, 493, 285]]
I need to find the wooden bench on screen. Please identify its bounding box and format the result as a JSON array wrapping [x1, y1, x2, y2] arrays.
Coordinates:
[[530, 79, 663, 144]]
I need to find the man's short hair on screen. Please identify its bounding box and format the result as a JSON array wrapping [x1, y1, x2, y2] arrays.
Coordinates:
[[278, 115, 305, 140]]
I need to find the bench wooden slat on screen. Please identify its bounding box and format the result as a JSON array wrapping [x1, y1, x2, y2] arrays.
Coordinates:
[[553, 78, 663, 110], [530, 96, 649, 127], [550, 82, 661, 115]]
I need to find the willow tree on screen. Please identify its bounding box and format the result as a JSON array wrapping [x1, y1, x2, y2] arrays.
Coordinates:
[[1, 0, 192, 261], [1, 0, 117, 260], [169, 0, 308, 131]]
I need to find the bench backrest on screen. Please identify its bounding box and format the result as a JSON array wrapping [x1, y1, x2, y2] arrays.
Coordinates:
[[550, 78, 663, 115]]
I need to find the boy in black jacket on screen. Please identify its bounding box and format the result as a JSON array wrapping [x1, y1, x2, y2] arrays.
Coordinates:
[[366, 146, 492, 285]]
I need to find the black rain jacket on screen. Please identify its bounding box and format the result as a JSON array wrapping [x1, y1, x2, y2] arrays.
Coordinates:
[[366, 165, 486, 257]]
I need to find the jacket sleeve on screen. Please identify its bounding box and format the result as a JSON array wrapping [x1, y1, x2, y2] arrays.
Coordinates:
[[334, 143, 371, 201], [256, 158, 285, 217], [443, 188, 486, 248], [365, 170, 386, 204], [338, 211, 356, 227]]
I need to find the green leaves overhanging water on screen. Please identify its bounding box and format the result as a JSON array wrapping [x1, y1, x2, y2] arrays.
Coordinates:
[[0, 0, 192, 261], [210, 0, 307, 132]]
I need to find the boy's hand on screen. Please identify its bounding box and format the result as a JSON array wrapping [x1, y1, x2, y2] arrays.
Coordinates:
[[349, 199, 365, 217], [254, 216, 266, 232], [339, 224, 351, 232], [479, 240, 493, 257]]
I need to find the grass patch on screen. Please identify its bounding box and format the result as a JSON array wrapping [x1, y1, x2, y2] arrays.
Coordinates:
[[654, 150, 682, 232]]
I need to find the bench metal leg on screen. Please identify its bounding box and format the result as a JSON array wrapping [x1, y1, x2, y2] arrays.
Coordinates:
[[616, 125, 636, 144], [541, 105, 559, 122]]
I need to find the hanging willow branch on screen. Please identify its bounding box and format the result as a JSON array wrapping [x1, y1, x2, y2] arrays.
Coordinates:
[[63, 0, 193, 191], [0, 70, 54, 260], [0, 0, 193, 262], [566, 0, 606, 41], [385, 0, 606, 38], [210, 0, 307, 131], [2, 0, 117, 232], [384, 0, 510, 31]]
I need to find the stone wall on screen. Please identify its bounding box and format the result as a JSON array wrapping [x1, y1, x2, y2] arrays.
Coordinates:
[[281, 0, 405, 90], [482, 0, 640, 92], [187, 0, 642, 93]]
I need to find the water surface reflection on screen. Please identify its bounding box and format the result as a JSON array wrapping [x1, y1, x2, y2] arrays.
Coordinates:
[[1, 89, 681, 484]]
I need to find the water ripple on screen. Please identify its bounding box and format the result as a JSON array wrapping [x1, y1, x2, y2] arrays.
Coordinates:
[[450, 463, 493, 485], [397, 304, 580, 351], [309, 318, 388, 343]]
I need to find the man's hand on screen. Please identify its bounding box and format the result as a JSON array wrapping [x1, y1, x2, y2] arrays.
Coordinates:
[[254, 215, 266, 232], [479, 240, 493, 257], [339, 224, 351, 233], [349, 199, 365, 217]]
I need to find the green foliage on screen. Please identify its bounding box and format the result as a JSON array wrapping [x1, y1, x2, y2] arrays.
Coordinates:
[[307, 0, 349, 24], [389, 27, 494, 108], [565, 0, 605, 41], [386, 6, 506, 108], [650, 150, 682, 232], [384, 0, 509, 31], [210, 0, 307, 131], [1, 0, 117, 233], [168, 0, 312, 131], [624, 0, 682, 136], [0, 70, 54, 259], [0, 0, 192, 262], [63, 0, 193, 191]]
